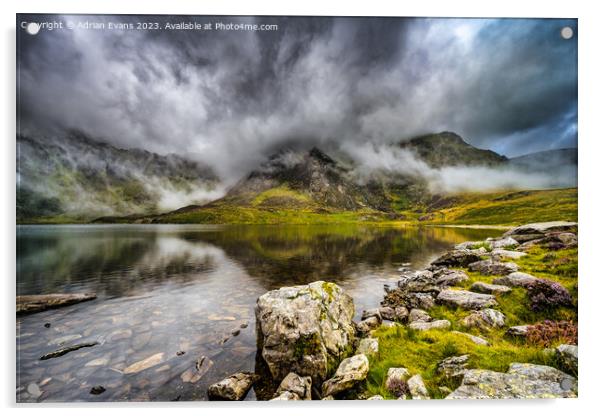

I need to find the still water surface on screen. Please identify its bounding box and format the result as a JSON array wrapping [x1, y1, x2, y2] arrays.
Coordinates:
[[16, 224, 501, 402]]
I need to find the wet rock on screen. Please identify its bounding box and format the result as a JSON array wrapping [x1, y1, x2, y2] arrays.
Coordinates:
[[85, 357, 110, 367], [322, 354, 369, 397], [493, 272, 539, 288], [123, 352, 165, 374], [240, 322, 249, 329], [407, 374, 430, 399], [17, 293, 97, 315], [437, 289, 497, 310], [379, 306, 408, 322], [356, 338, 379, 356], [409, 320, 451, 331], [108, 329, 132, 342], [460, 309, 506, 330], [556, 344, 577, 374], [452, 331, 491, 346], [273, 372, 312, 400], [40, 342, 99, 360], [446, 363, 577, 399], [90, 385, 106, 395], [506, 325, 530, 337], [356, 316, 381, 335], [437, 355, 469, 381], [468, 260, 519, 276], [27, 383, 42, 399], [431, 250, 482, 268], [470, 282, 511, 295], [208, 372, 259, 401], [255, 281, 355, 385], [180, 357, 213, 383], [231, 329, 241, 336], [408, 308, 432, 323]]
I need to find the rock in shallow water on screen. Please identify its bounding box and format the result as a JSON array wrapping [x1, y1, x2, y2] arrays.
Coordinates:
[[446, 363, 577, 399], [208, 372, 259, 401], [322, 354, 369, 397], [17, 293, 97, 315], [255, 281, 355, 385]]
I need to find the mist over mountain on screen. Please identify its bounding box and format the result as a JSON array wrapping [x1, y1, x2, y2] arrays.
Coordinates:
[[17, 133, 222, 222]]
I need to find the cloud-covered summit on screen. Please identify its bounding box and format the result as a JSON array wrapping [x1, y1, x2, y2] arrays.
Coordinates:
[[17, 15, 577, 181]]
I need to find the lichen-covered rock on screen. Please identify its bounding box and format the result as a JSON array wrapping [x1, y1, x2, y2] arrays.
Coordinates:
[[446, 363, 577, 399], [408, 308, 432, 323], [272, 372, 312, 400], [437, 355, 470, 381], [397, 270, 441, 293], [493, 272, 539, 288], [379, 306, 408, 322], [381, 289, 435, 311], [322, 354, 369, 397], [407, 374, 430, 399], [437, 289, 498, 310], [451, 331, 490, 346], [460, 309, 506, 330], [255, 281, 355, 385], [431, 250, 482, 268], [208, 372, 259, 401], [470, 282, 512, 295], [356, 338, 379, 356], [468, 260, 519, 276], [556, 344, 577, 374], [432, 268, 470, 287], [409, 319, 451, 331]]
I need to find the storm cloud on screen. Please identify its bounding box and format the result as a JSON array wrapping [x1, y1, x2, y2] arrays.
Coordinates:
[[17, 15, 577, 181]]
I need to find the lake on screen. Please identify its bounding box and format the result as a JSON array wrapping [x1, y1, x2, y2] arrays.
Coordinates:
[[16, 224, 502, 402]]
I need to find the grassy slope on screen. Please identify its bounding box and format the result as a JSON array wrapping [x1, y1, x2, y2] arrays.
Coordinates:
[[365, 245, 578, 399]]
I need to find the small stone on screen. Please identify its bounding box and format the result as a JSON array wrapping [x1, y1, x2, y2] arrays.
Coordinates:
[[240, 322, 248, 329], [27, 383, 42, 399], [379, 306, 408, 322], [385, 367, 410, 396], [44, 323, 51, 328], [367, 395, 384, 400], [431, 250, 481, 267], [488, 236, 519, 249], [409, 320, 451, 331], [437, 355, 470, 381], [322, 395, 334, 400], [432, 268, 470, 287], [460, 309, 506, 330], [231, 329, 241, 336], [451, 331, 491, 346], [490, 249, 527, 259], [85, 357, 110, 367], [176, 351, 185, 356], [90, 385, 106, 395], [361, 308, 382, 322], [407, 374, 430, 399], [274, 372, 312, 400], [123, 353, 165, 374], [506, 325, 530, 337]]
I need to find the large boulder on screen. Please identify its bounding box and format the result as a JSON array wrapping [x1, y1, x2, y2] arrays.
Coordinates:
[[436, 289, 498, 310], [321, 354, 369, 397], [208, 372, 259, 401], [504, 221, 577, 237], [468, 260, 519, 276], [255, 281, 356, 385], [446, 363, 577, 399], [431, 250, 482, 268]]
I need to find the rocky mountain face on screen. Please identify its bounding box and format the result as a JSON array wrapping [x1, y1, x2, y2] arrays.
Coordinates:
[[17, 132, 219, 222]]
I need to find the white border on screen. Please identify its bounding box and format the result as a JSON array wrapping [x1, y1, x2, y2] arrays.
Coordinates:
[[2, 1, 601, 415]]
